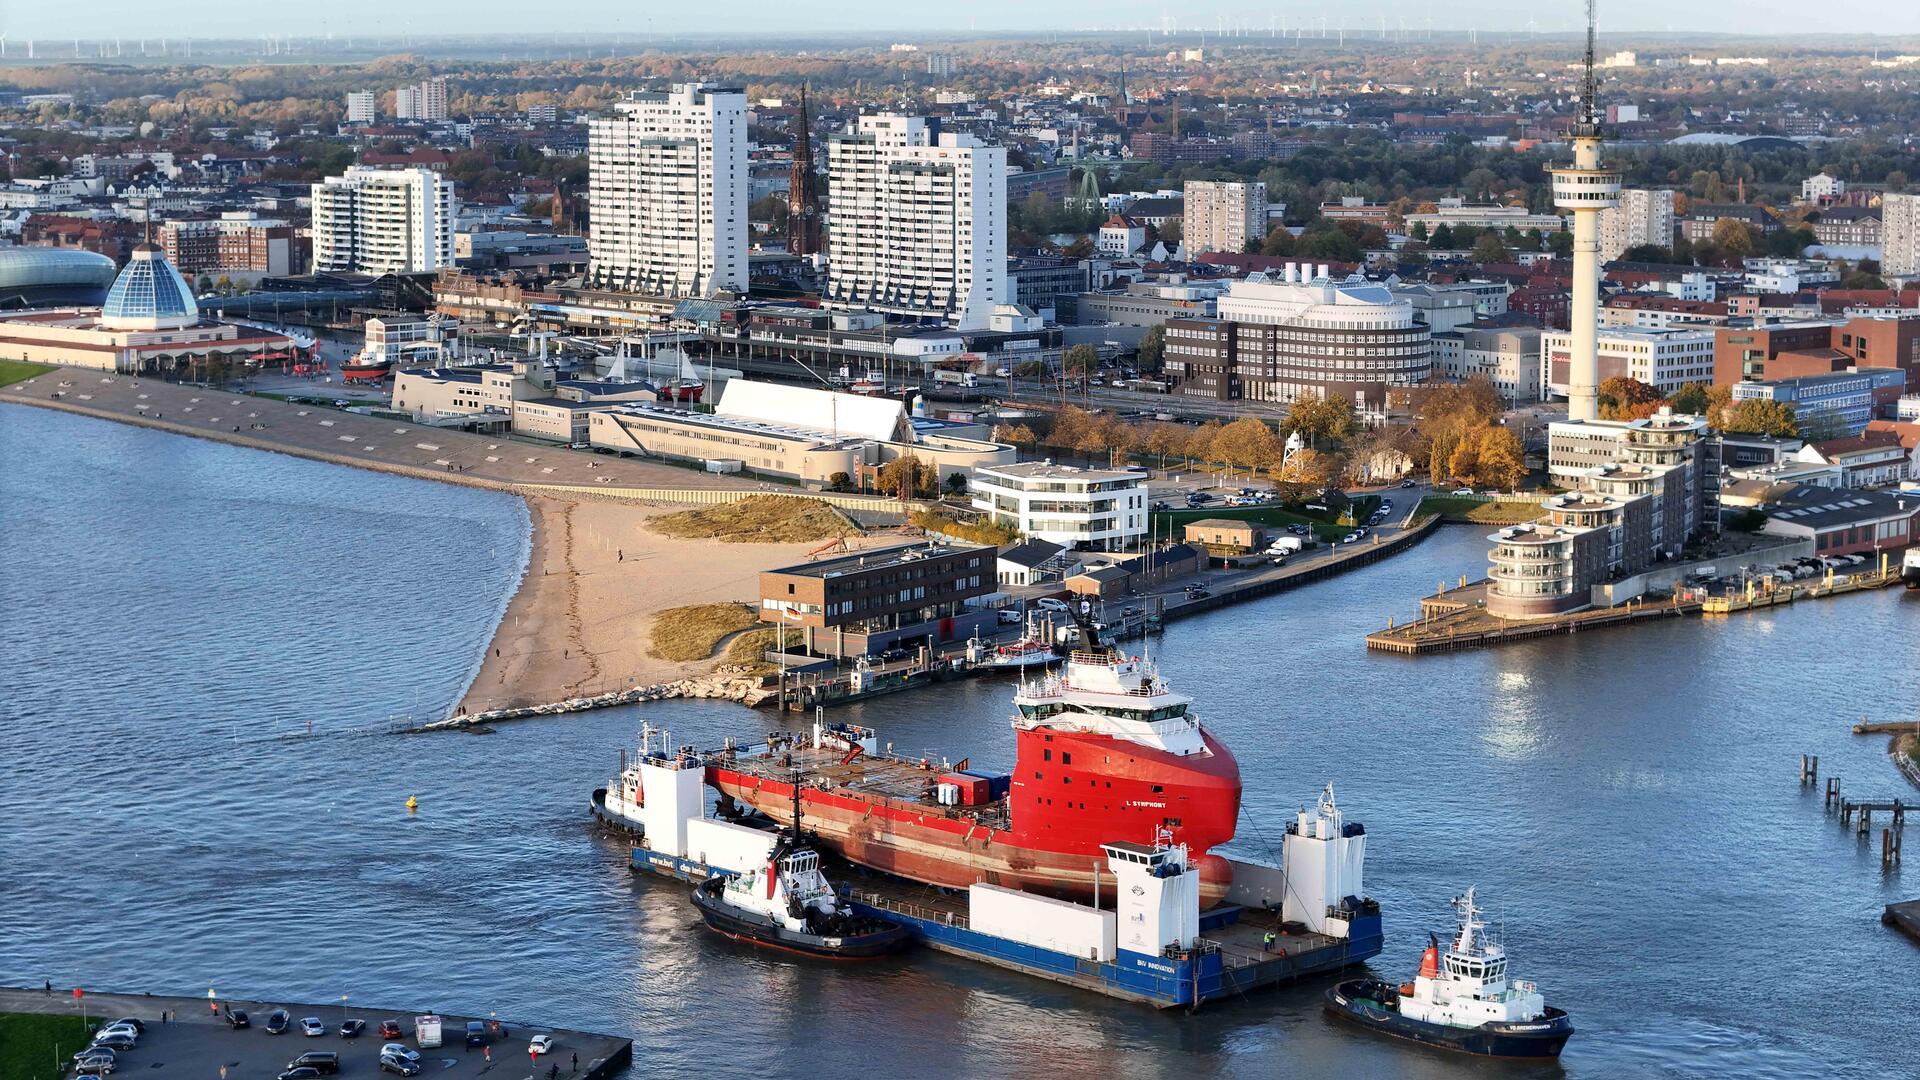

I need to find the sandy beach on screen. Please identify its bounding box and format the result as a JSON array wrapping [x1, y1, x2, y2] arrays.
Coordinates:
[[456, 497, 833, 713]]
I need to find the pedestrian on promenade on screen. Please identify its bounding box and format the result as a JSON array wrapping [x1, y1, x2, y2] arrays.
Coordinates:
[[571, 1052, 578, 1073], [44, 979, 51, 995]]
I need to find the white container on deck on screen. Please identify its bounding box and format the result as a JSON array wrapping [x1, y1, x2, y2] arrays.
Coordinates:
[[969, 883, 1117, 962], [686, 818, 779, 874]]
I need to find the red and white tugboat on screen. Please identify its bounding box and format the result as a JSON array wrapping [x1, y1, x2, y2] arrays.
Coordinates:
[[1325, 887, 1575, 1058], [706, 615, 1242, 905]]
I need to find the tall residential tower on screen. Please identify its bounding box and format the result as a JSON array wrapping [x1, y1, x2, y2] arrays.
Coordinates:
[[587, 84, 749, 297], [1548, 0, 1622, 422]]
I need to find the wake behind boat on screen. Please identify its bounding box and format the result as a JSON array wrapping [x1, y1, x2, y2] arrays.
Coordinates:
[[1324, 888, 1573, 1059]]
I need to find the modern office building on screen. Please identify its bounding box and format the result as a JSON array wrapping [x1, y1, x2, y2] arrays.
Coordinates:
[[395, 76, 449, 122], [1883, 193, 1920, 279], [1732, 369, 1906, 439], [1182, 180, 1266, 256], [823, 114, 1007, 329], [309, 166, 457, 274], [345, 90, 376, 125], [1599, 188, 1677, 261], [969, 461, 1150, 552], [1487, 410, 1710, 618], [1541, 325, 1716, 397], [1162, 263, 1432, 417], [1402, 201, 1566, 234], [758, 541, 997, 660], [587, 84, 749, 297], [1456, 324, 1543, 403]]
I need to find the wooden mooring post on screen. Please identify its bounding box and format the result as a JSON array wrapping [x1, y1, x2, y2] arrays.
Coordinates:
[[1825, 776, 1841, 810], [1800, 753, 1819, 784], [1885, 827, 1903, 867]]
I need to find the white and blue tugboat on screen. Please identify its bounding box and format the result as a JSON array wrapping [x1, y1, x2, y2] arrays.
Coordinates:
[[1903, 547, 1920, 590], [1325, 888, 1574, 1059]]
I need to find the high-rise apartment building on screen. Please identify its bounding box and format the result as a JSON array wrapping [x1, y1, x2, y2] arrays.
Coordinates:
[[309, 166, 457, 274], [1598, 188, 1676, 262], [1883, 192, 1920, 279], [587, 84, 748, 297], [824, 114, 1006, 329], [1182, 180, 1267, 255], [395, 76, 449, 122], [345, 90, 376, 125]]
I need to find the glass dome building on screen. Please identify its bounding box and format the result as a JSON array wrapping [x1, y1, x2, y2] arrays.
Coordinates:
[[99, 242, 200, 331], [0, 246, 120, 310]]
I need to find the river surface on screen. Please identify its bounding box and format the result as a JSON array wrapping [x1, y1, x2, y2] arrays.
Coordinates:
[[3, 405, 1916, 1079]]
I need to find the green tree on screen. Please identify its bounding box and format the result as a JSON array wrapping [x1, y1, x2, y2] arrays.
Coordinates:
[[1134, 325, 1166, 373], [1622, 244, 1673, 263], [1260, 226, 1297, 257], [1470, 231, 1513, 264], [1409, 221, 1429, 242], [1546, 231, 1575, 258], [1721, 398, 1798, 437], [1062, 343, 1100, 377], [1669, 383, 1712, 416], [1429, 223, 1456, 249]]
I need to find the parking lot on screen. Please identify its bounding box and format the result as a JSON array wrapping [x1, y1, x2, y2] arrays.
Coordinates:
[[0, 988, 630, 1080]]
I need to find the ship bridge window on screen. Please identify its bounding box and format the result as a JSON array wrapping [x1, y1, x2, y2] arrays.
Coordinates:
[[1151, 785, 1164, 793], [1061, 752, 1072, 765], [1042, 749, 1051, 761]]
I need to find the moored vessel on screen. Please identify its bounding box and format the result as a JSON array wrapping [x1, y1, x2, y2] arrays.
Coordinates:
[[689, 777, 914, 959], [589, 728, 662, 835], [1903, 547, 1920, 589], [1325, 888, 1574, 1058], [707, 616, 1242, 905]]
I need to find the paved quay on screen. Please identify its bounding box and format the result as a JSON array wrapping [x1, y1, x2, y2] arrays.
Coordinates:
[[0, 985, 632, 1080], [0, 366, 755, 497]]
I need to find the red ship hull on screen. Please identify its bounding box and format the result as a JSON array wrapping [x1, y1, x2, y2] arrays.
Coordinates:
[[340, 362, 391, 383], [706, 725, 1241, 907]]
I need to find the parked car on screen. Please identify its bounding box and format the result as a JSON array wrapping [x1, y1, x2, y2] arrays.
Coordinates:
[[380, 1043, 420, 1063], [287, 1051, 341, 1075], [340, 1020, 366, 1039], [994, 367, 1011, 378], [91, 1033, 137, 1052], [265, 1011, 291, 1035], [227, 1010, 252, 1029], [379, 1053, 422, 1077], [996, 608, 1023, 625], [1452, 487, 1475, 495], [279, 1069, 325, 1080], [1034, 597, 1070, 613], [1400, 479, 1417, 488], [528, 1034, 557, 1056], [1149, 500, 1171, 511], [72, 1051, 116, 1076], [94, 1023, 139, 1042], [300, 1017, 326, 1037], [465, 1021, 490, 1047], [378, 1020, 404, 1040], [103, 1019, 146, 1035], [1342, 532, 1361, 544]]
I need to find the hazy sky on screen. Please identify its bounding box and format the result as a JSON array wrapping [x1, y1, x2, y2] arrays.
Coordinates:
[[4, 1, 1918, 42]]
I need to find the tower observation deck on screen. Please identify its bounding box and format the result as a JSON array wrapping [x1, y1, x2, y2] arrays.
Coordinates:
[[1549, 0, 1621, 423]]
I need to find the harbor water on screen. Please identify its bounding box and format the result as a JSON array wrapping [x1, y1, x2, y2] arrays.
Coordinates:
[[3, 404, 1917, 1079]]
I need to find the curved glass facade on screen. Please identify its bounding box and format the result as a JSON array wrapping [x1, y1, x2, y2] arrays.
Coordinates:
[[100, 246, 199, 329]]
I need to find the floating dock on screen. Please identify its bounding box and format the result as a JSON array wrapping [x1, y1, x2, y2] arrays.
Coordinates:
[[1884, 900, 1920, 945]]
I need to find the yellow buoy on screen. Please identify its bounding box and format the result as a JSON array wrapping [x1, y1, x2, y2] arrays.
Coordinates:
[[405, 795, 418, 812]]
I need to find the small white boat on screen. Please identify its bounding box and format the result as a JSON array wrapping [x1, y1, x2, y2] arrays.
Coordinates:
[[589, 726, 663, 834], [1904, 547, 1920, 590]]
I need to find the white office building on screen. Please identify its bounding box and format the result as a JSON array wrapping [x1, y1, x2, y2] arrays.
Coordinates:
[[1183, 180, 1266, 255], [970, 461, 1147, 552], [1883, 193, 1920, 279], [1540, 325, 1716, 399], [1599, 188, 1677, 262], [310, 166, 457, 274], [825, 114, 1006, 330], [345, 90, 376, 125], [587, 84, 749, 297], [395, 76, 448, 122]]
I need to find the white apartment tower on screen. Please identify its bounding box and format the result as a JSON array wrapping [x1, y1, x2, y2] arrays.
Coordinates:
[[309, 166, 457, 274], [1183, 180, 1267, 255], [395, 76, 449, 122], [824, 114, 1006, 330], [1883, 192, 1920, 279], [587, 84, 749, 297], [1547, 11, 1622, 423], [345, 90, 376, 125], [1598, 188, 1675, 262]]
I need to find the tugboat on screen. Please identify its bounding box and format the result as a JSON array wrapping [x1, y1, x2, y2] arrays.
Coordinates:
[[690, 774, 915, 959], [1325, 888, 1574, 1059], [1903, 547, 1920, 590], [589, 727, 661, 834]]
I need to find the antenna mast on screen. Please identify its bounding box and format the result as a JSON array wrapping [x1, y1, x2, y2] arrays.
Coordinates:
[[1575, 0, 1600, 137]]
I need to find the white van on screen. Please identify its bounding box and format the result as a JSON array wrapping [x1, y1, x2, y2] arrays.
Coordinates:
[[1266, 536, 1305, 555], [1034, 597, 1070, 613]]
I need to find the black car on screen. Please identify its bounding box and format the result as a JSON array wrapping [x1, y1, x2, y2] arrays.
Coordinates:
[[265, 1010, 291, 1034], [379, 1055, 423, 1077], [278, 1069, 324, 1080], [288, 1051, 341, 1074], [339, 1020, 366, 1039], [91, 1033, 136, 1052], [227, 1010, 251, 1029], [880, 647, 910, 663], [465, 1021, 489, 1047]]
